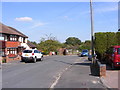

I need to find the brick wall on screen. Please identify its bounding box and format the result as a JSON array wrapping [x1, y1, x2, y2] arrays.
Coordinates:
[[6, 41, 20, 47]]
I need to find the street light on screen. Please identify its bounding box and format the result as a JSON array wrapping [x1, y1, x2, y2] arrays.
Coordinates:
[[90, 0, 94, 63]]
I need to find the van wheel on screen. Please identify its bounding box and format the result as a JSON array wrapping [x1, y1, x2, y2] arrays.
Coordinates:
[[33, 58, 37, 63]]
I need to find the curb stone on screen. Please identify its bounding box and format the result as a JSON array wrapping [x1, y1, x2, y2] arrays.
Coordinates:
[[100, 76, 112, 90]]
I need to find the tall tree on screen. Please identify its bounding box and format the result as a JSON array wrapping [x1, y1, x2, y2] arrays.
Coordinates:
[[65, 37, 81, 50], [65, 37, 81, 46]]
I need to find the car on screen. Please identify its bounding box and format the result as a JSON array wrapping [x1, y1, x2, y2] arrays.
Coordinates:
[[21, 49, 43, 63], [104, 46, 120, 69], [88, 54, 92, 61], [81, 49, 89, 57], [88, 54, 97, 61]]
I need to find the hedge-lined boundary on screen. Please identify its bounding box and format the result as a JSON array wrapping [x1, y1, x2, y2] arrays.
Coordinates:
[[94, 32, 120, 60]]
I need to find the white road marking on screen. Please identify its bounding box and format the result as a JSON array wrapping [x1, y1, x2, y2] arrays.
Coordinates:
[[50, 57, 87, 88], [50, 73, 61, 88]]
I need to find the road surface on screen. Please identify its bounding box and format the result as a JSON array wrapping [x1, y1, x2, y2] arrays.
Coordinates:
[[2, 55, 107, 89]]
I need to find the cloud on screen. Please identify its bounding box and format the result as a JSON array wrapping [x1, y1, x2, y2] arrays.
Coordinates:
[[31, 22, 47, 28], [15, 17, 33, 21], [80, 6, 117, 15], [63, 16, 73, 21], [95, 6, 118, 13], [64, 16, 68, 18]]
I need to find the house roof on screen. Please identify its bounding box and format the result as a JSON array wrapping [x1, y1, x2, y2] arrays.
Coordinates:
[[0, 23, 28, 38], [27, 41, 37, 48]]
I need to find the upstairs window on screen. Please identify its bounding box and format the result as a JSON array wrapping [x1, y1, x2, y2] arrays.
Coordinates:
[[9, 35, 18, 41], [0, 34, 5, 40]]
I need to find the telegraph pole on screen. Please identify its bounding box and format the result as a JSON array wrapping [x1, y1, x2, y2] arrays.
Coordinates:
[[90, 0, 94, 63]]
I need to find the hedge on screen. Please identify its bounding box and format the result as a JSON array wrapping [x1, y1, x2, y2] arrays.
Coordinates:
[[94, 32, 120, 60]]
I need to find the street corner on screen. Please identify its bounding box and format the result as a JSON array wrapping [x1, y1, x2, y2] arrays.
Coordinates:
[[100, 70, 119, 89]]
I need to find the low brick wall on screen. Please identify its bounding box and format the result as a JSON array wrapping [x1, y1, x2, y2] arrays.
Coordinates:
[[97, 61, 106, 77], [3, 55, 21, 63]]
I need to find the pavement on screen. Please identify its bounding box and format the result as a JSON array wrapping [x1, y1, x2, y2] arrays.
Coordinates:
[[100, 66, 120, 90], [54, 57, 107, 89]]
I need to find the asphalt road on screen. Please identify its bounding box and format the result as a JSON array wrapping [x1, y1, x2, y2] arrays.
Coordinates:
[[2, 55, 107, 89]]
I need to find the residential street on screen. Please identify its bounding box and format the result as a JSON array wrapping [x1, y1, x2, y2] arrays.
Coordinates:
[[3, 55, 107, 89]]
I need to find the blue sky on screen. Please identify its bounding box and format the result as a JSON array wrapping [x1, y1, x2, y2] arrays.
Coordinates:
[[2, 2, 118, 43]]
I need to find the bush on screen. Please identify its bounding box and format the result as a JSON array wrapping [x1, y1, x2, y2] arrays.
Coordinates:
[[2, 59, 6, 63], [94, 32, 120, 60]]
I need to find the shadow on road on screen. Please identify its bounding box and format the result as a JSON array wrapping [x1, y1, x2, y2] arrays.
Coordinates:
[[53, 60, 73, 65], [74, 62, 91, 66], [74, 60, 91, 66]]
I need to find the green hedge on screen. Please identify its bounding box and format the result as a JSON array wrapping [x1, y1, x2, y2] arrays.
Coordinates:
[[94, 32, 120, 60]]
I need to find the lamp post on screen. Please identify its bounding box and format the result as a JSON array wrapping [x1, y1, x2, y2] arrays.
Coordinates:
[[90, 0, 94, 63]]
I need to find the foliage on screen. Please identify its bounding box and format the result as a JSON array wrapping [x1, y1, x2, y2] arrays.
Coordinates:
[[65, 37, 81, 46], [65, 37, 81, 50], [94, 32, 120, 60], [30, 36, 92, 55], [37, 40, 62, 55], [79, 40, 91, 51]]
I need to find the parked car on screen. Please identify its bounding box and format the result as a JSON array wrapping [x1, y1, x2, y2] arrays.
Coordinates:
[[21, 49, 43, 63], [104, 46, 120, 69], [88, 54, 92, 61], [81, 49, 89, 57], [88, 54, 97, 61]]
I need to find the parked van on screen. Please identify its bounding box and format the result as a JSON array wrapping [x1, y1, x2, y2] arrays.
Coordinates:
[[105, 46, 120, 69]]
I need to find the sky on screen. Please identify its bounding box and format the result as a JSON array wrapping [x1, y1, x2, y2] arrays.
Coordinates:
[[1, 2, 118, 43]]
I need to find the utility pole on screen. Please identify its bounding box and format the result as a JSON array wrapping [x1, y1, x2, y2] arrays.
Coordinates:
[[90, 0, 94, 63]]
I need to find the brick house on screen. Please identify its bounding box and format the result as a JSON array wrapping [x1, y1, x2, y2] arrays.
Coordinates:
[[0, 23, 36, 62]]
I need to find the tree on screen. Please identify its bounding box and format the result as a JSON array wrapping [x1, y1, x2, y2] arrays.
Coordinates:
[[65, 37, 81, 50], [38, 40, 62, 55], [79, 40, 91, 51], [30, 41, 37, 45], [94, 32, 120, 60], [65, 37, 81, 46]]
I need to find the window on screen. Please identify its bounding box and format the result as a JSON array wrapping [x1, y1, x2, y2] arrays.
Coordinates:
[[0, 49, 5, 56], [7, 48, 17, 54], [82, 50, 88, 52], [23, 38, 25, 43], [9, 35, 18, 41], [23, 50, 32, 53], [0, 34, 5, 40], [118, 48, 120, 54], [34, 50, 39, 53]]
